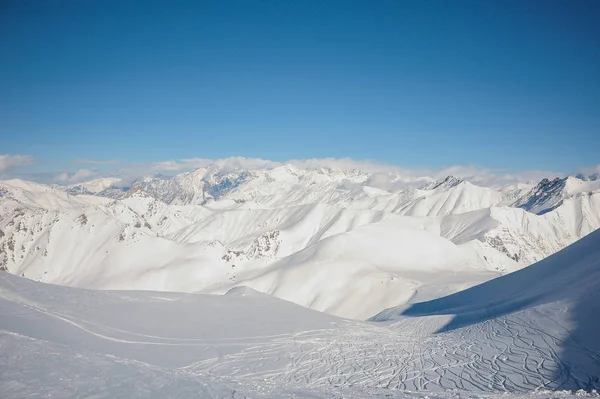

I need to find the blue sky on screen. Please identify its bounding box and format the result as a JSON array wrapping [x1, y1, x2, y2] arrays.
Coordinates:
[[1, 0, 599, 182]]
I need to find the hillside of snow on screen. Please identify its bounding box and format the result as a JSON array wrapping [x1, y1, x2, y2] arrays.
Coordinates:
[[1, 166, 600, 320], [513, 176, 600, 215], [1, 230, 599, 397], [372, 228, 600, 391]]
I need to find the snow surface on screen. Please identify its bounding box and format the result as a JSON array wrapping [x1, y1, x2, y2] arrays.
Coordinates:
[[1, 230, 599, 397], [373, 229, 600, 391], [1, 168, 599, 320], [1, 165, 600, 397]]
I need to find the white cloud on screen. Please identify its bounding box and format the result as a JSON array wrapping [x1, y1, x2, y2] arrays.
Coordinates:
[[288, 158, 410, 174], [574, 164, 600, 178], [286, 160, 562, 188], [49, 156, 575, 189], [147, 157, 280, 174], [0, 154, 35, 175], [281, 158, 559, 188], [55, 169, 95, 184], [55, 173, 69, 182]]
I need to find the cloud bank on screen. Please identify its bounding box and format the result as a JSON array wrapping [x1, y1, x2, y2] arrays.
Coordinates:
[[4, 154, 590, 189], [575, 164, 600, 178], [56, 169, 95, 184], [0, 154, 35, 175], [48, 156, 572, 189]]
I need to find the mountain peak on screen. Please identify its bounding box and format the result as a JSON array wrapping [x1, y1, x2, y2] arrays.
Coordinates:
[[514, 177, 567, 214], [426, 175, 463, 190]]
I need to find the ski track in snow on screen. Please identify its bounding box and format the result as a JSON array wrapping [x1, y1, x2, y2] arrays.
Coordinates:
[[6, 328, 595, 399], [184, 314, 599, 393], [2, 276, 599, 397]]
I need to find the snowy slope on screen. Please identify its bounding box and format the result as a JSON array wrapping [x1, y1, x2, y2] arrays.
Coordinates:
[[2, 230, 599, 397], [0, 273, 349, 398], [440, 192, 600, 265], [372, 229, 600, 391], [0, 179, 111, 209], [204, 215, 499, 319], [0, 190, 500, 318], [514, 176, 600, 214], [331, 181, 507, 217], [2, 171, 600, 320], [396, 180, 506, 216]]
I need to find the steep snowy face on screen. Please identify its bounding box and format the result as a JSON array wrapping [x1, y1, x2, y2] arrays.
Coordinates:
[[514, 176, 600, 215], [514, 177, 567, 213], [395, 181, 506, 217], [421, 175, 463, 190]]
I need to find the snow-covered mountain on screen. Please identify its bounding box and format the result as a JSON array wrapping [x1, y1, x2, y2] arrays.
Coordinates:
[[65, 177, 123, 195], [126, 165, 373, 207], [2, 229, 599, 397], [421, 175, 463, 190], [513, 176, 600, 214], [372, 228, 600, 391], [1, 164, 599, 320]]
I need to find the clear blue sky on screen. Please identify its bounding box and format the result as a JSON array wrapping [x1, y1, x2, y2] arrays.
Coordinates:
[[1, 0, 599, 177]]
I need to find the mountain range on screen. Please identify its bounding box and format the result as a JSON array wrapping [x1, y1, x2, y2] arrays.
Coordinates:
[[2, 217, 599, 397], [1, 163, 599, 319]]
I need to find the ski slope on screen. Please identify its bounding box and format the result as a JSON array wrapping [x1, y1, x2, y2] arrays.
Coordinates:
[[1, 230, 599, 397], [373, 229, 600, 391]]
